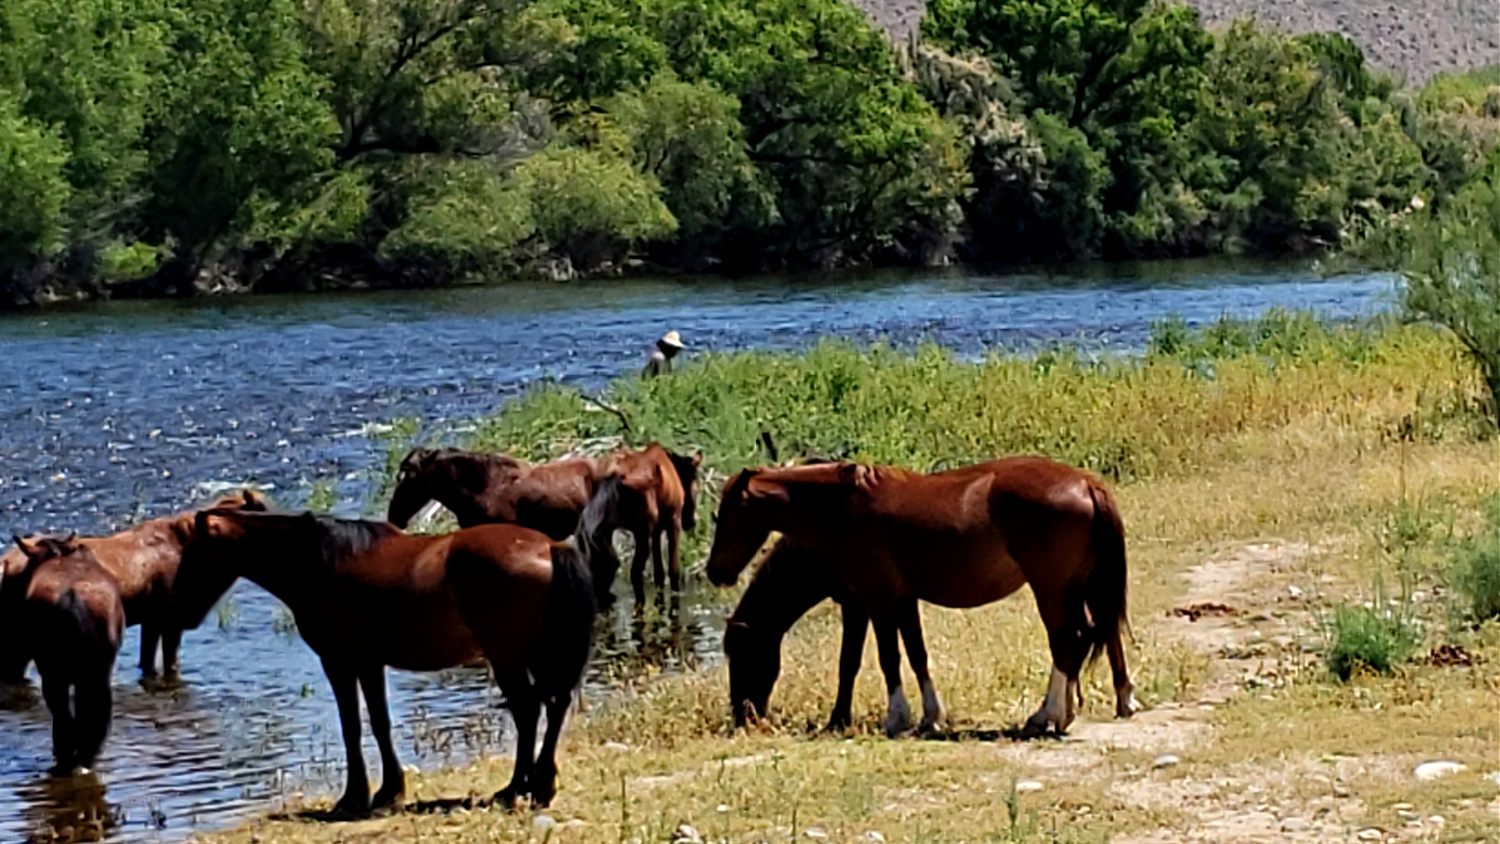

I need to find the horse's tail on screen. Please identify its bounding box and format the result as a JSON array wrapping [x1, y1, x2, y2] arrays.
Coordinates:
[[544, 541, 599, 701], [1082, 480, 1130, 666]]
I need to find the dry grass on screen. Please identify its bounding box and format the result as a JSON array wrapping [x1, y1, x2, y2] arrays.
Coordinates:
[[206, 324, 1500, 844]]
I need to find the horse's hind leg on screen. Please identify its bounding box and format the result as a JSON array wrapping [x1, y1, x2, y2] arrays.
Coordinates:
[[41, 673, 76, 773], [629, 530, 650, 603], [530, 693, 573, 807], [1107, 633, 1139, 718], [494, 667, 539, 808], [1024, 585, 1087, 737], [871, 617, 911, 737], [650, 528, 666, 589], [896, 599, 943, 732], [73, 673, 112, 771], [161, 628, 183, 678], [827, 602, 868, 732], [666, 520, 682, 592], [139, 623, 160, 676], [359, 665, 405, 810], [323, 660, 372, 818]]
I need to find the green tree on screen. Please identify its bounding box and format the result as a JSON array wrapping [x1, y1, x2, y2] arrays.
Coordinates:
[[0, 94, 71, 268]]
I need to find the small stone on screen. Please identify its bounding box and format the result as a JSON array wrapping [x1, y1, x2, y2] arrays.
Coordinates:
[[861, 833, 886, 843], [1288, 585, 1304, 599], [1414, 761, 1466, 781], [1152, 754, 1181, 769], [1015, 780, 1043, 793], [1391, 803, 1414, 812], [671, 824, 703, 844], [1427, 816, 1445, 827], [1333, 782, 1351, 798], [1357, 829, 1384, 841], [716, 804, 729, 813], [603, 741, 631, 752], [533, 815, 557, 831], [1487, 771, 1500, 786], [1280, 818, 1309, 833], [804, 828, 829, 839]]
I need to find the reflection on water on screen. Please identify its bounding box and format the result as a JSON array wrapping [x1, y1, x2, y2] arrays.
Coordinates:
[[0, 262, 1396, 841]]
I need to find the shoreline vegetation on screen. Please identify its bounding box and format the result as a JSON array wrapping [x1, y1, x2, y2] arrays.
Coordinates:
[[194, 312, 1498, 844], [3, 0, 1500, 308]]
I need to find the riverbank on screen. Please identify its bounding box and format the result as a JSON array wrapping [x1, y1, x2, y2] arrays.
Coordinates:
[[202, 316, 1500, 844]]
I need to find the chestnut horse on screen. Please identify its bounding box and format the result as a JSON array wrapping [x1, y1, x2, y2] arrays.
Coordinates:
[[170, 481, 622, 816], [0, 490, 267, 682], [387, 444, 701, 599], [6, 535, 125, 773], [705, 457, 1138, 737]]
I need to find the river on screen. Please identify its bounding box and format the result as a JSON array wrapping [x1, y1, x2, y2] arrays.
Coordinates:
[[0, 261, 1396, 842]]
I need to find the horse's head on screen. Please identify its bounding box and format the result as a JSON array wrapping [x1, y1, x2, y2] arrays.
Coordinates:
[[667, 449, 704, 532], [172, 509, 264, 630], [388, 448, 444, 528], [705, 469, 777, 587], [723, 618, 780, 727]]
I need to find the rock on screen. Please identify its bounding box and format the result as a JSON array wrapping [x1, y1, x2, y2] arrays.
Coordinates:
[[1427, 815, 1445, 827], [861, 833, 886, 843], [1280, 818, 1310, 833], [533, 815, 557, 831], [1414, 761, 1466, 781], [671, 824, 703, 844], [1391, 802, 1414, 813], [603, 741, 631, 752], [1486, 771, 1500, 787], [1015, 780, 1043, 793], [804, 828, 829, 839], [1152, 754, 1181, 769], [1356, 829, 1384, 841]]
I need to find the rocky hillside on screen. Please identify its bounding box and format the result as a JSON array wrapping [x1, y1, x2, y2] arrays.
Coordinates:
[[852, 0, 1500, 84]]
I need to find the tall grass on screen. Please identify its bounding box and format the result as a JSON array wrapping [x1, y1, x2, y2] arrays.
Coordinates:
[[454, 312, 1477, 487], [1452, 495, 1500, 622]]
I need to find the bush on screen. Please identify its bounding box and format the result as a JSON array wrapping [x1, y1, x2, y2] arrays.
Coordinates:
[[1325, 601, 1421, 680], [1452, 496, 1500, 622]]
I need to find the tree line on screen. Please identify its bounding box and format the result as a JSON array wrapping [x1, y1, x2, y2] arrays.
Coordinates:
[[2, 0, 1498, 304]]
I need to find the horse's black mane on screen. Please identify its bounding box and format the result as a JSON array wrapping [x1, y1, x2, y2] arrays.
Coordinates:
[[312, 514, 400, 564]]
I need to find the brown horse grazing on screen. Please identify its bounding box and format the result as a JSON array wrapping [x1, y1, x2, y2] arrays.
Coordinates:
[[598, 445, 702, 600], [705, 457, 1138, 738], [0, 490, 267, 682], [724, 536, 882, 731], [387, 444, 702, 600], [6, 535, 126, 774], [169, 481, 620, 816]]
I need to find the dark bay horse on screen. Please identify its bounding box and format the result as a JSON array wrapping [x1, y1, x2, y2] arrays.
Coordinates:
[[706, 457, 1138, 737], [170, 482, 623, 816], [7, 535, 125, 773], [387, 444, 701, 599], [0, 490, 266, 681], [724, 536, 882, 731]]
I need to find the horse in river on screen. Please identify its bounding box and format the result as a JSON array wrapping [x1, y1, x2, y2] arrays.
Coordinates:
[[170, 480, 625, 816], [6, 534, 125, 773], [0, 490, 266, 682], [705, 457, 1138, 738], [387, 444, 701, 600]]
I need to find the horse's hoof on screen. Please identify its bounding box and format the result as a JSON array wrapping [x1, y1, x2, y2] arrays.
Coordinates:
[[330, 796, 371, 820], [823, 715, 851, 734], [492, 786, 525, 811], [371, 788, 405, 811]]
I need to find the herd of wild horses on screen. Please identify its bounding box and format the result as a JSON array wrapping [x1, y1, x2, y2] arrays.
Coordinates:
[[0, 439, 1138, 817]]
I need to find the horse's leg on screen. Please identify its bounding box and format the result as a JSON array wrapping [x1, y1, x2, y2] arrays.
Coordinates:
[[650, 527, 666, 589], [629, 529, 650, 603], [666, 518, 682, 592], [827, 602, 869, 732], [529, 693, 572, 807], [1024, 585, 1087, 737], [1107, 633, 1140, 718], [871, 616, 911, 737], [0, 647, 31, 684], [161, 628, 183, 678], [493, 667, 539, 808], [41, 672, 76, 773], [896, 599, 944, 732], [358, 665, 405, 810], [73, 672, 112, 771], [139, 623, 160, 676], [323, 661, 371, 817]]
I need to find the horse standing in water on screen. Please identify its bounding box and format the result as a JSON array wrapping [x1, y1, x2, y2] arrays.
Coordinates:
[[387, 444, 701, 600], [0, 490, 267, 682], [706, 457, 1138, 737], [6, 535, 125, 773], [171, 480, 624, 816]]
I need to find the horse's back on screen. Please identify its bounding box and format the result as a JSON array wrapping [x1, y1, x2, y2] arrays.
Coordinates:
[[26, 560, 126, 663], [442, 524, 560, 672]]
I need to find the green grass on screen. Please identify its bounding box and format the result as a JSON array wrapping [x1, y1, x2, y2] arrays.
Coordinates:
[[1452, 495, 1500, 622], [1324, 600, 1423, 680]]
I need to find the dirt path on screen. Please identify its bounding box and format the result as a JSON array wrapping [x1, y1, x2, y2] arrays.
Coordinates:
[[981, 539, 1463, 843]]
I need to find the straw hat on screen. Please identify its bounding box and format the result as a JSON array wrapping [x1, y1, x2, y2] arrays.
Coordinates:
[[658, 330, 685, 349]]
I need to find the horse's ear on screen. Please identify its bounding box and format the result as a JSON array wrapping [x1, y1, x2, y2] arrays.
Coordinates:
[[195, 510, 212, 539], [837, 463, 859, 485], [241, 489, 262, 508], [724, 469, 756, 501], [12, 533, 38, 560], [691, 451, 703, 468]]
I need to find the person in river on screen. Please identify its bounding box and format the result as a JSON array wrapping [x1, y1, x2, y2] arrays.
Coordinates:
[[642, 331, 685, 378]]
